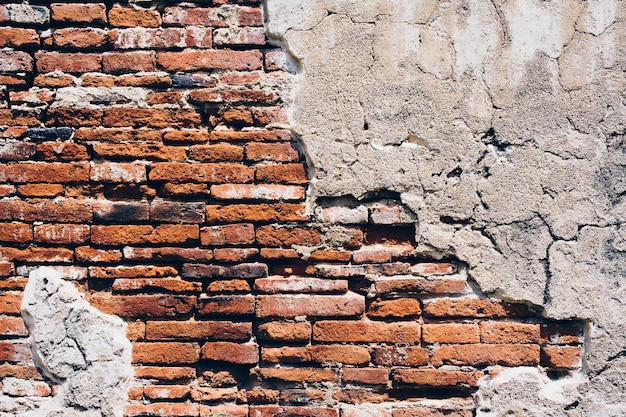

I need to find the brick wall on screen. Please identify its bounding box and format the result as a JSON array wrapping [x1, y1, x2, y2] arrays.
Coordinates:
[[0, 1, 584, 416]]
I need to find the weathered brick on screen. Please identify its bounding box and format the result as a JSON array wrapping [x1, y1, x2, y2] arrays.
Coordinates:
[[0, 261, 15, 277], [422, 323, 480, 344], [256, 226, 320, 247], [252, 368, 339, 384], [0, 162, 89, 184], [211, 129, 291, 142], [0, 223, 32, 243], [76, 246, 122, 263], [123, 247, 213, 262], [201, 342, 259, 364], [394, 369, 483, 387], [108, 8, 161, 28], [212, 248, 258, 262], [91, 225, 198, 245], [342, 368, 389, 385], [259, 248, 299, 260], [192, 386, 238, 402], [0, 246, 74, 263], [368, 298, 422, 318], [162, 7, 230, 26], [36, 143, 88, 161], [256, 292, 364, 318], [47, 108, 102, 127], [0, 341, 30, 362], [113, 278, 201, 294], [125, 403, 200, 417], [33, 224, 90, 244], [431, 344, 540, 367], [89, 294, 196, 317], [104, 108, 201, 129], [211, 184, 305, 201], [0, 50, 33, 72], [93, 201, 149, 223], [133, 342, 199, 365], [35, 51, 101, 73], [200, 405, 249, 417], [143, 385, 190, 400], [316, 263, 410, 278], [200, 224, 254, 246], [263, 345, 370, 365], [207, 279, 251, 293], [541, 346, 582, 369], [257, 321, 311, 342], [0, 185, 16, 197], [89, 265, 178, 279], [34, 74, 74, 87], [146, 321, 251, 341], [371, 346, 429, 367], [198, 295, 255, 316], [189, 89, 276, 104], [207, 203, 309, 222], [51, 3, 106, 23], [423, 299, 531, 318], [392, 409, 472, 417], [150, 162, 253, 183], [0, 364, 43, 380], [188, 144, 244, 162], [314, 320, 420, 343], [0, 27, 39, 47], [53, 28, 107, 49], [214, 27, 265, 46], [540, 322, 584, 345], [249, 406, 338, 417], [309, 249, 353, 262], [254, 277, 348, 294], [374, 278, 467, 295], [1, 378, 51, 397], [102, 51, 156, 74], [237, 7, 263, 26], [480, 322, 540, 344], [410, 263, 457, 276], [110, 27, 212, 49], [93, 144, 186, 162], [0, 293, 22, 315], [133, 366, 195, 382], [0, 199, 92, 222], [151, 201, 205, 224], [90, 162, 146, 183], [163, 130, 210, 144], [183, 263, 267, 279], [158, 50, 263, 71], [0, 110, 40, 126]]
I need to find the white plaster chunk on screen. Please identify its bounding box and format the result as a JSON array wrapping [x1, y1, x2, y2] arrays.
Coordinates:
[[19, 267, 133, 417]]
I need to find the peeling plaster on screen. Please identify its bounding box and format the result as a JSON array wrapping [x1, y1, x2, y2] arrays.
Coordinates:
[[266, 0, 626, 414]]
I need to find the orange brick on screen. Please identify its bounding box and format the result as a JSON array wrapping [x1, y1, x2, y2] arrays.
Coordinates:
[[200, 224, 254, 246], [0, 261, 14, 277], [259, 248, 299, 260], [51, 3, 107, 23], [212, 248, 258, 262], [143, 385, 190, 400], [188, 144, 244, 162], [36, 143, 89, 161], [201, 342, 259, 364], [108, 7, 161, 27], [91, 225, 198, 245], [371, 346, 429, 366], [423, 299, 531, 318], [0, 162, 90, 183], [252, 368, 339, 383], [431, 344, 540, 367], [33, 224, 90, 244], [0, 185, 15, 197], [133, 366, 195, 381], [158, 50, 262, 71], [256, 163, 308, 184], [0, 341, 31, 362], [342, 368, 389, 385], [102, 51, 156, 73], [541, 346, 582, 369], [257, 322, 311, 342], [210, 129, 291, 142], [75, 246, 122, 263], [132, 342, 199, 364], [392, 409, 472, 417], [103, 108, 200, 129], [191, 387, 238, 402], [0, 110, 40, 126], [246, 143, 300, 162], [53, 28, 107, 49], [0, 27, 39, 47], [256, 225, 320, 247], [163, 130, 210, 144], [0, 223, 32, 243], [88, 294, 196, 317], [368, 298, 421, 318], [113, 278, 200, 293], [313, 320, 420, 343], [0, 364, 43, 380], [35, 51, 101, 73], [206, 203, 309, 223], [149, 162, 254, 183], [263, 345, 370, 365], [480, 322, 540, 344], [47, 108, 102, 127], [126, 322, 145, 341], [422, 323, 480, 344], [256, 293, 364, 318], [34, 74, 74, 87], [394, 369, 483, 387], [249, 406, 337, 417], [0, 246, 74, 263], [146, 321, 251, 341], [211, 184, 305, 201], [309, 249, 353, 262], [0, 294, 22, 315], [125, 403, 199, 417], [198, 295, 255, 316], [207, 279, 251, 293], [200, 405, 249, 417]]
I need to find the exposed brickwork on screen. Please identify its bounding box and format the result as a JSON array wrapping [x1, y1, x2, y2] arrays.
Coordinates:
[[0, 1, 585, 416]]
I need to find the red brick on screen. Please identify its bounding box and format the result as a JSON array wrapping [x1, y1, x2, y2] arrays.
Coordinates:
[[133, 342, 199, 364], [0, 142, 36, 161], [213, 26, 264, 46], [246, 143, 300, 162], [342, 368, 389, 385], [540, 322, 584, 345], [93, 201, 149, 223], [110, 27, 212, 49], [125, 403, 200, 417], [392, 409, 472, 417], [309, 249, 353, 262], [146, 321, 251, 341], [183, 263, 267, 279], [256, 226, 320, 247], [201, 342, 259, 364], [257, 322, 311, 342], [314, 320, 420, 343], [88, 294, 196, 317], [423, 299, 531, 318], [143, 385, 190, 400], [249, 406, 337, 417], [34, 224, 90, 244], [259, 248, 299, 260], [431, 344, 540, 366], [163, 130, 210, 144], [541, 346, 582, 369], [188, 144, 244, 162], [0, 223, 32, 243], [113, 278, 201, 294], [0, 185, 15, 197], [374, 278, 467, 295], [191, 387, 238, 402], [53, 28, 107, 49], [0, 199, 92, 223], [371, 346, 429, 366], [198, 295, 255, 316], [207, 204, 309, 223], [480, 322, 540, 344], [123, 247, 212, 262], [211, 184, 305, 201], [89, 265, 178, 279], [316, 263, 410, 278], [93, 144, 186, 162], [90, 162, 146, 183], [368, 298, 421, 318], [257, 292, 364, 318], [126, 322, 145, 341], [108, 8, 161, 28], [252, 368, 338, 384], [410, 263, 457, 276], [51, 3, 107, 23], [237, 7, 263, 26], [211, 129, 291, 142], [0, 27, 39, 47], [394, 369, 483, 387], [254, 277, 347, 294], [162, 7, 230, 26], [91, 225, 198, 245], [200, 224, 254, 246], [76, 246, 122, 263], [0, 293, 22, 315], [146, 91, 182, 105], [102, 51, 156, 73], [207, 279, 251, 293], [0, 261, 15, 276], [34, 74, 74, 87], [211, 108, 254, 126], [422, 323, 480, 344], [0, 51, 33, 72], [36, 143, 89, 161], [0, 341, 30, 362], [263, 345, 369, 365], [133, 366, 196, 382], [0, 110, 40, 126], [200, 405, 249, 417], [158, 50, 263, 71], [189, 89, 276, 104], [150, 162, 253, 184], [213, 248, 258, 262], [35, 51, 101, 73], [150, 201, 205, 224], [47, 108, 102, 127], [0, 162, 89, 183], [104, 108, 201, 129], [0, 364, 43, 380], [0, 246, 74, 263], [75, 128, 162, 143]]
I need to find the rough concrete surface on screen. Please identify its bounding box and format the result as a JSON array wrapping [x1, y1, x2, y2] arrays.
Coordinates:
[[6, 267, 133, 417], [265, 0, 626, 414]]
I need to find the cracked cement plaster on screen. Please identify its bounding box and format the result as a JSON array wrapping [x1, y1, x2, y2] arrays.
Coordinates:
[[265, 0, 626, 414], [7, 267, 133, 417]]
